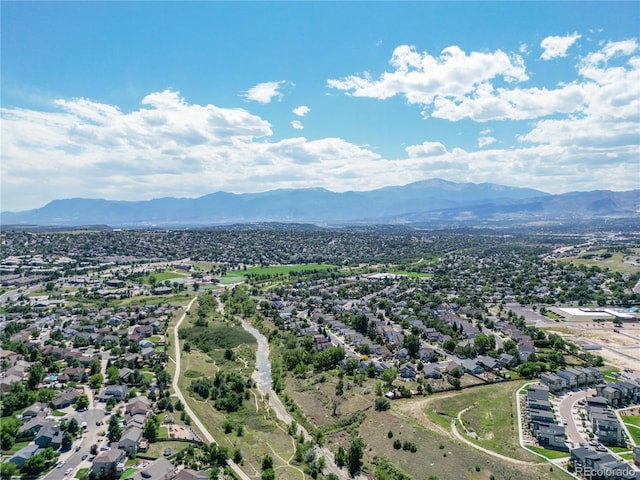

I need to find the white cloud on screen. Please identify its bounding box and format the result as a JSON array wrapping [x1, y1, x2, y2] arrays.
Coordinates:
[[293, 105, 310, 116], [291, 120, 304, 130], [242, 81, 285, 103], [2, 36, 639, 211], [540, 33, 581, 60], [328, 44, 528, 110], [0, 90, 391, 210], [478, 136, 496, 148], [405, 141, 447, 158]]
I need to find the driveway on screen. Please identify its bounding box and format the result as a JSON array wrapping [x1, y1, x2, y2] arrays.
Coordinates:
[[557, 389, 593, 447]]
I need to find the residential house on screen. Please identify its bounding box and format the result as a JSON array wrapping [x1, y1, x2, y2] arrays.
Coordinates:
[[540, 372, 566, 393], [21, 402, 50, 419], [0, 374, 22, 394], [175, 468, 209, 480], [7, 444, 41, 469], [399, 363, 417, 380], [100, 385, 129, 402], [476, 355, 499, 371], [536, 424, 568, 451], [569, 447, 630, 480], [92, 448, 127, 479], [35, 424, 62, 448], [460, 359, 483, 375], [591, 411, 625, 446], [422, 363, 442, 379], [19, 415, 52, 437], [527, 384, 550, 401], [126, 396, 151, 416], [51, 388, 82, 409], [498, 353, 517, 368], [118, 426, 143, 455]]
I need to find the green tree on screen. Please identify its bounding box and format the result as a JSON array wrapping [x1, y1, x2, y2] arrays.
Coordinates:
[[0, 416, 20, 450], [62, 431, 73, 451], [67, 418, 80, 435], [381, 368, 397, 388], [473, 334, 493, 355], [108, 415, 122, 443], [403, 334, 421, 358], [261, 455, 273, 471], [27, 363, 45, 389], [89, 373, 104, 390], [374, 397, 390, 411], [75, 394, 89, 411], [347, 436, 365, 477], [143, 414, 160, 443]]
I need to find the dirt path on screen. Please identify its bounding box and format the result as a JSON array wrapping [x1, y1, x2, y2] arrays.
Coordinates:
[[172, 295, 252, 480], [451, 406, 537, 466]]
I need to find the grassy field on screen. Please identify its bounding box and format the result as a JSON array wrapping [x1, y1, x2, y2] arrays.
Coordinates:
[[172, 317, 308, 480], [139, 271, 186, 284], [74, 468, 89, 479], [219, 275, 245, 285], [526, 446, 570, 460], [243, 263, 338, 276], [555, 250, 640, 275], [417, 381, 540, 463], [621, 415, 640, 427], [622, 421, 640, 445], [599, 366, 621, 382], [361, 404, 570, 480], [145, 440, 193, 458]]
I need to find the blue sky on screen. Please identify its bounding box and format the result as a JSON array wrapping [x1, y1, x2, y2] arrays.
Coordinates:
[[1, 1, 639, 211]]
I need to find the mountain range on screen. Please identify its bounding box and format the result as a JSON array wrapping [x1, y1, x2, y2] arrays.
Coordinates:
[[2, 179, 639, 228]]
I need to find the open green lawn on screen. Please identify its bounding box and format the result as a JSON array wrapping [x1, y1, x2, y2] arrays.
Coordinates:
[[140, 271, 186, 284], [622, 421, 640, 445], [219, 275, 244, 285], [121, 468, 137, 479], [526, 446, 570, 459], [421, 380, 539, 463], [243, 263, 338, 276], [363, 403, 569, 480], [1, 440, 30, 454], [621, 415, 640, 427], [556, 251, 640, 275], [75, 468, 89, 479], [145, 441, 192, 459]]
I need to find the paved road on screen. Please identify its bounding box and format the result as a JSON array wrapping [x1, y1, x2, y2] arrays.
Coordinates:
[[172, 296, 251, 480], [558, 389, 592, 447]]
